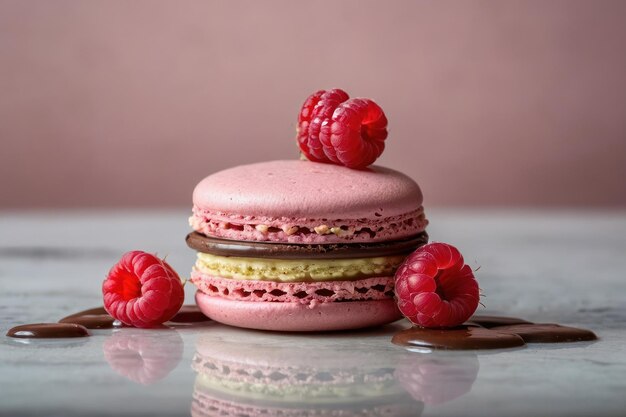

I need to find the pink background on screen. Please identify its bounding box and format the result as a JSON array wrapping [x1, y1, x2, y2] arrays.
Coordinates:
[[1, 0, 625, 209]]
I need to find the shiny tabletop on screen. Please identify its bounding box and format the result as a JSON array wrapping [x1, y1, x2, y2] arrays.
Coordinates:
[[1, 210, 625, 417]]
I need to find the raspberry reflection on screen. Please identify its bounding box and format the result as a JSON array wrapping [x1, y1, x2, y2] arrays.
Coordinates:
[[103, 328, 183, 385], [395, 353, 480, 405]]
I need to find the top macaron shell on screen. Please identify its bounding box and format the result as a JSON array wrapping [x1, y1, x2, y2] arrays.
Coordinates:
[[191, 160, 427, 244]]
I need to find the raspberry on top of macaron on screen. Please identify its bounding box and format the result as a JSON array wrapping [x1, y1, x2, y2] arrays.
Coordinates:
[[297, 88, 388, 169]]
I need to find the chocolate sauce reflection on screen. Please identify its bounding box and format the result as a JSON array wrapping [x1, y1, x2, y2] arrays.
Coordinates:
[[393, 316, 597, 350]]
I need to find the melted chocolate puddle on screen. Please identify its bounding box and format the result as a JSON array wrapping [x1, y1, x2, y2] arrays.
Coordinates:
[[64, 307, 108, 317], [467, 315, 532, 328], [6, 323, 90, 338], [167, 305, 211, 323], [392, 326, 526, 350], [393, 316, 598, 350], [7, 305, 210, 337], [59, 315, 116, 329], [59, 306, 116, 329], [490, 323, 597, 343]]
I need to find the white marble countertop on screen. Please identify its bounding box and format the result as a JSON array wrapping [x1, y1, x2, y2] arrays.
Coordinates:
[[1, 209, 625, 416]]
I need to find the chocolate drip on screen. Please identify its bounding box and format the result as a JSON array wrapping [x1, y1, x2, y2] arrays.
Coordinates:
[[63, 307, 108, 317], [168, 305, 211, 323], [59, 306, 116, 329], [491, 323, 598, 343], [6, 323, 90, 338], [468, 315, 533, 328], [392, 326, 526, 350], [59, 315, 115, 329], [393, 317, 598, 350]]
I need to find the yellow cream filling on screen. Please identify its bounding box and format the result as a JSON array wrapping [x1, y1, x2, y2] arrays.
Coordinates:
[[195, 252, 405, 282]]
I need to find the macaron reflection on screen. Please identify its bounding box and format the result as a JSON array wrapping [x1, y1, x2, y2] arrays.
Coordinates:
[[103, 328, 183, 385], [190, 333, 424, 417]]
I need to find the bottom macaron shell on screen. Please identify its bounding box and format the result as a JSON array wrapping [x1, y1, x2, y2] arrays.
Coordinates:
[[195, 291, 403, 332]]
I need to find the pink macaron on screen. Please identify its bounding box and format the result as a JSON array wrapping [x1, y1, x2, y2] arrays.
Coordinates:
[[190, 160, 427, 244], [187, 160, 428, 331]]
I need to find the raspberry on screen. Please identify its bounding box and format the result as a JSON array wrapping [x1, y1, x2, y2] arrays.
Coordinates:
[[102, 251, 185, 328], [296, 88, 388, 169], [394, 242, 480, 328]]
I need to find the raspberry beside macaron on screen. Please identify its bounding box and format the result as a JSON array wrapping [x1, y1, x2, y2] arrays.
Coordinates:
[[102, 251, 185, 328], [394, 243, 480, 328]]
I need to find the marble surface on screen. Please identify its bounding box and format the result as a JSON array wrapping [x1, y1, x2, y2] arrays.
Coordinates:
[[1, 209, 625, 417]]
